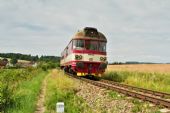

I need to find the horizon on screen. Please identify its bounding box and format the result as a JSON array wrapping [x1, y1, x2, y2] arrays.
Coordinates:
[[1, 52, 170, 64], [1, 0, 170, 63]]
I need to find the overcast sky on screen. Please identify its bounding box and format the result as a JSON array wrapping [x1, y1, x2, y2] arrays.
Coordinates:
[[0, 0, 170, 63]]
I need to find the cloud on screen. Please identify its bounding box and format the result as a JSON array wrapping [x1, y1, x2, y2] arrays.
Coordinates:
[[0, 0, 170, 62]]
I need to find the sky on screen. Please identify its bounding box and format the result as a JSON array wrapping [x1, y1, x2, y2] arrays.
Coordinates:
[[0, 0, 170, 63]]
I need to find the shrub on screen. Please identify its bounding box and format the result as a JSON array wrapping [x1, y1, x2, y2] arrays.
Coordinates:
[[0, 68, 43, 112], [37, 61, 60, 71]]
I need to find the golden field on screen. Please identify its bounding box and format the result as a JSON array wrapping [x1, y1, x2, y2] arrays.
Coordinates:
[[103, 64, 170, 93], [107, 64, 170, 73]]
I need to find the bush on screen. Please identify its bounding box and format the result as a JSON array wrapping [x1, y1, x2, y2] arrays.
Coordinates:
[[37, 62, 60, 71], [0, 68, 42, 112]]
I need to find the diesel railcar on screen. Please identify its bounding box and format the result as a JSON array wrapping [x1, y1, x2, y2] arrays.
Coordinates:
[[60, 27, 107, 77]]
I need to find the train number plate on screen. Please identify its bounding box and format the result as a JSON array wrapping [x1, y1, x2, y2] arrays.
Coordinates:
[[89, 58, 93, 61]]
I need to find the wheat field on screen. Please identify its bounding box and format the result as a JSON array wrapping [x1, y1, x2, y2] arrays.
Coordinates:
[[107, 64, 170, 73], [103, 64, 170, 93]]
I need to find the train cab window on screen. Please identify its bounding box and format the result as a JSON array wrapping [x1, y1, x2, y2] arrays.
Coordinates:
[[73, 40, 84, 50], [99, 42, 106, 52], [85, 40, 98, 51]]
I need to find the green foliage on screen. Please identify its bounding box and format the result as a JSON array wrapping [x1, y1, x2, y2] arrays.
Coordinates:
[[45, 70, 92, 113], [7, 71, 47, 113], [0, 53, 60, 62], [131, 99, 143, 113], [108, 91, 125, 100], [0, 53, 38, 62], [131, 99, 160, 113], [39, 56, 60, 62], [0, 68, 46, 112], [10, 58, 18, 65], [102, 71, 127, 82], [103, 71, 170, 93], [38, 62, 60, 71]]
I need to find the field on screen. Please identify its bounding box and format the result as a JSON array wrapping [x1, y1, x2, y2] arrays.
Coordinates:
[[107, 64, 170, 73], [103, 64, 170, 93]]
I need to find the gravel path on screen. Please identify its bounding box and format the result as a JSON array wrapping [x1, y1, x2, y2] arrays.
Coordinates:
[[35, 76, 48, 113]]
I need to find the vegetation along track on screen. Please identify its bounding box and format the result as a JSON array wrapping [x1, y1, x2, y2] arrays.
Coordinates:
[[101, 79, 170, 99], [65, 72, 170, 108]]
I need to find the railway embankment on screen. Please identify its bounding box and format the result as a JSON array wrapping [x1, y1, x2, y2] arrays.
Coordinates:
[[44, 69, 162, 113]]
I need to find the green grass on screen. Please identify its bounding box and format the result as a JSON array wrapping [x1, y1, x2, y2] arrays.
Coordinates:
[[103, 71, 170, 93], [45, 70, 92, 113], [3, 69, 48, 113], [102, 71, 128, 82], [108, 91, 125, 100], [107, 91, 160, 112], [131, 99, 160, 113]]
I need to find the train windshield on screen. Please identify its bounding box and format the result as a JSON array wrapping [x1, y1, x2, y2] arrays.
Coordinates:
[[73, 39, 106, 52], [73, 40, 85, 50], [85, 40, 98, 51], [99, 42, 106, 52]]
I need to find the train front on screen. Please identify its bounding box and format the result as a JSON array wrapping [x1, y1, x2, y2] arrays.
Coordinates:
[[72, 27, 107, 77]]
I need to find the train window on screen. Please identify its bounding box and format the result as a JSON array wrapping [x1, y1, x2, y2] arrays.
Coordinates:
[[85, 40, 98, 51], [73, 40, 84, 50], [68, 41, 72, 54], [99, 42, 106, 52]]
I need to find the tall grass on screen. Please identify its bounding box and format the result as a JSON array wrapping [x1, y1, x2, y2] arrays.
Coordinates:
[[102, 71, 128, 82], [45, 70, 92, 113], [0, 68, 48, 113], [103, 71, 170, 93]]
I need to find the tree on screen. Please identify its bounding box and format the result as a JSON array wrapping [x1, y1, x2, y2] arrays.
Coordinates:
[[10, 58, 18, 65]]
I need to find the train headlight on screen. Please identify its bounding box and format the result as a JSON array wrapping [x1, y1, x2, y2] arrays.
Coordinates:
[[75, 55, 83, 60], [100, 57, 107, 61], [100, 57, 104, 61]]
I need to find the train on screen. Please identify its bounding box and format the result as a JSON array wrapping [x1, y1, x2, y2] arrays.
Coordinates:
[[60, 27, 107, 77]]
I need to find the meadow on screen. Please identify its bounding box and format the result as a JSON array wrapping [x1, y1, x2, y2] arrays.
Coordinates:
[[107, 64, 170, 73], [103, 64, 170, 93]]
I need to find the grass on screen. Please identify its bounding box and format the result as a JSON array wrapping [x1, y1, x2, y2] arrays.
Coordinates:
[[108, 91, 125, 100], [45, 70, 92, 113], [131, 99, 160, 113], [102, 71, 127, 82], [5, 70, 48, 113], [107, 91, 160, 112], [103, 71, 170, 93]]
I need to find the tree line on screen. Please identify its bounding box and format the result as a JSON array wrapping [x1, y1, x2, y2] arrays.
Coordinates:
[[109, 61, 163, 65], [0, 53, 60, 62]]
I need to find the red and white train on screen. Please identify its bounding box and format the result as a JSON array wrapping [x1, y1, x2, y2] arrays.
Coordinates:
[[60, 27, 107, 77]]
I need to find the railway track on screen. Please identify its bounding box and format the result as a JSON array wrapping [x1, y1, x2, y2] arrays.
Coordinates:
[[101, 79, 170, 99], [65, 72, 170, 108]]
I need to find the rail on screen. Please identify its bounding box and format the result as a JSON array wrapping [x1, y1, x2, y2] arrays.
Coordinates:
[[65, 72, 170, 108]]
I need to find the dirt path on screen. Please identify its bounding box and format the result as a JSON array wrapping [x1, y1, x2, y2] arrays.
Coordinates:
[[35, 75, 48, 113]]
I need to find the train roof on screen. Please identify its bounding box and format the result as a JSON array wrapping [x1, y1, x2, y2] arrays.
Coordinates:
[[72, 27, 107, 42]]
